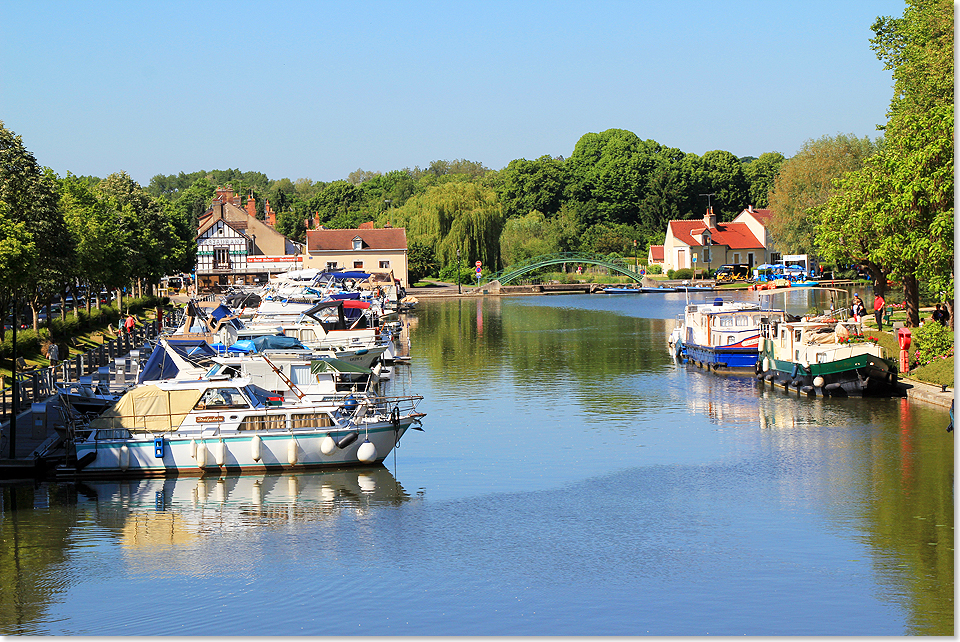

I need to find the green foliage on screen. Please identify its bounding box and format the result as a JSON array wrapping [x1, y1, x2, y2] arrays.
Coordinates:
[[407, 240, 438, 284], [438, 263, 475, 285], [911, 322, 954, 364], [908, 354, 954, 387], [646, 264, 663, 275], [0, 328, 41, 360], [672, 268, 694, 280], [499, 211, 555, 266], [578, 222, 638, 255], [742, 152, 785, 208], [819, 0, 953, 325], [769, 133, 881, 255]]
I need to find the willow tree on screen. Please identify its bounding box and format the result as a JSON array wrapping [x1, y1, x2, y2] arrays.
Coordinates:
[[381, 181, 504, 271]]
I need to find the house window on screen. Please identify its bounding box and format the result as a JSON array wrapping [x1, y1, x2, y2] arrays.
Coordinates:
[[748, 253, 755, 267], [353, 261, 364, 269], [352, 238, 362, 251], [770, 252, 781, 264], [214, 247, 230, 268], [326, 262, 338, 271], [379, 260, 390, 269], [703, 248, 711, 263], [733, 253, 740, 264]]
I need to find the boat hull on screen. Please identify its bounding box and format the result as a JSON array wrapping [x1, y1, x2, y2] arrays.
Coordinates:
[[759, 352, 900, 397], [684, 343, 759, 371], [73, 422, 414, 479]]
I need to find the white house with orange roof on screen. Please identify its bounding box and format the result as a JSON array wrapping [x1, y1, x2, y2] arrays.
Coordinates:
[[663, 205, 778, 275]]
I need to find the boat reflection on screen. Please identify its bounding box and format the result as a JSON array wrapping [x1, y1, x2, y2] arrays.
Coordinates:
[[74, 466, 412, 544]]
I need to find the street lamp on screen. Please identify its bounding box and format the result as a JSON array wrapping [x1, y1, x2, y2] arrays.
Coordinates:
[[457, 249, 462, 295]]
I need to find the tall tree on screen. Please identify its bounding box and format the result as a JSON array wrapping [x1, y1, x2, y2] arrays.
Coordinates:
[[742, 152, 786, 209], [0, 122, 71, 329], [819, 0, 953, 324], [767, 134, 880, 255]]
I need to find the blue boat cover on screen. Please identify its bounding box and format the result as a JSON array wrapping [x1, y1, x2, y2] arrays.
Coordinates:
[[139, 339, 219, 383], [322, 271, 370, 280], [229, 335, 307, 353]]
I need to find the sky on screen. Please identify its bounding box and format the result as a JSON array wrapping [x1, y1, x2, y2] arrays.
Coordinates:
[[1, 0, 906, 187]]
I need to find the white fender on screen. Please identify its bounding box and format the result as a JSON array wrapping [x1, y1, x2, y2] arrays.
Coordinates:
[[320, 434, 336, 455], [215, 439, 226, 466], [287, 439, 299, 465], [119, 444, 130, 471], [251, 435, 262, 462], [357, 439, 378, 463], [196, 442, 207, 468]]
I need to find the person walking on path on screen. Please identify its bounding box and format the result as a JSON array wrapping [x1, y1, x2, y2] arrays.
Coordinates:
[[873, 292, 886, 330], [124, 313, 136, 336], [48, 342, 59, 366]]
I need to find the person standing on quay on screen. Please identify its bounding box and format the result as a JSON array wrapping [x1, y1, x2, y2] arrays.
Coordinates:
[[873, 292, 886, 331], [124, 313, 136, 336]]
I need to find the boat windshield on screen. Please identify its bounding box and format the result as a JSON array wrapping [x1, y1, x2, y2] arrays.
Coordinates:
[[243, 384, 281, 408], [195, 386, 249, 410]]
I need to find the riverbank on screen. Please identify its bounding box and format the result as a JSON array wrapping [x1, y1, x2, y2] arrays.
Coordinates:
[[408, 280, 953, 409]]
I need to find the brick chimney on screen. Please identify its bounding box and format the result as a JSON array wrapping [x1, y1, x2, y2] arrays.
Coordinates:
[[246, 194, 256, 218], [216, 186, 237, 205], [265, 200, 276, 227], [703, 206, 717, 229]]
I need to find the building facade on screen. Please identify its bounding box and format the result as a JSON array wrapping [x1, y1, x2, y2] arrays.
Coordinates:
[[195, 187, 301, 291], [662, 206, 775, 275], [303, 226, 409, 287]]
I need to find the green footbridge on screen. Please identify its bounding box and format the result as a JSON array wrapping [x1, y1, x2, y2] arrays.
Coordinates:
[[483, 252, 644, 286]]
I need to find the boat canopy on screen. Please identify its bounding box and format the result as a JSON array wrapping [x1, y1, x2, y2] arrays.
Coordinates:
[[321, 271, 370, 281], [138, 339, 218, 383], [310, 358, 371, 374], [229, 335, 307, 353], [90, 384, 204, 433]]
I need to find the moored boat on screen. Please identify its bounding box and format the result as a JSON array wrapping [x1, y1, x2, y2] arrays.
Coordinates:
[[756, 316, 900, 396], [677, 297, 786, 372], [68, 375, 424, 478]]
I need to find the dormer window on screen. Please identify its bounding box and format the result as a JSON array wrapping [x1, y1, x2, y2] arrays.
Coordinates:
[[352, 236, 363, 251]]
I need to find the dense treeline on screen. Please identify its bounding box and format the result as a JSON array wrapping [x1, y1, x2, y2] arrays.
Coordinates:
[[0, 0, 949, 334], [141, 132, 784, 284]]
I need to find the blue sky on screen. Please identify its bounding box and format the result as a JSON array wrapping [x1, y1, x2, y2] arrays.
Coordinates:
[[1, 0, 905, 187]]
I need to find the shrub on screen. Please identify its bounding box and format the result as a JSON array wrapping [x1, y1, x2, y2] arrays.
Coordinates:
[[0, 328, 41, 360], [438, 263, 476, 285], [672, 268, 694, 280], [911, 322, 954, 367], [667, 269, 675, 279], [647, 264, 663, 275]]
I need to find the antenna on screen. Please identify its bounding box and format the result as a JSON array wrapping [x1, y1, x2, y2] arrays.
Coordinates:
[[699, 193, 716, 208]]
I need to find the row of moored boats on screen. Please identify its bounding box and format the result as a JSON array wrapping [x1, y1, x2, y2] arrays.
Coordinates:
[[57, 269, 427, 478], [669, 296, 901, 397]]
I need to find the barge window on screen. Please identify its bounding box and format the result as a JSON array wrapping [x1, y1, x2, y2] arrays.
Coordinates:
[[291, 413, 334, 429], [240, 415, 285, 431]]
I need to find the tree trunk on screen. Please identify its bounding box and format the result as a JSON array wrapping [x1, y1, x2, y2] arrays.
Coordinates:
[[902, 273, 921, 327]]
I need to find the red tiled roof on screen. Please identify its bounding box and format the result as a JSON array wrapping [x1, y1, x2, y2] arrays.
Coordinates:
[[667, 220, 762, 249], [306, 228, 407, 252], [648, 245, 664, 261], [742, 208, 773, 226]]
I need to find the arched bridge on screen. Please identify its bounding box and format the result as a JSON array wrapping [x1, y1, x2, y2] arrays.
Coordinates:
[[485, 252, 643, 285]]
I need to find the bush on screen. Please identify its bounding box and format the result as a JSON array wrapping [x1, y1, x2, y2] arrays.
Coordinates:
[[0, 328, 42, 360], [438, 264, 476, 285], [647, 264, 663, 275], [672, 268, 694, 280], [911, 322, 954, 367]]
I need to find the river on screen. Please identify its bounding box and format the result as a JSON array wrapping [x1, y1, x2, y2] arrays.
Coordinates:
[[0, 291, 953, 636]]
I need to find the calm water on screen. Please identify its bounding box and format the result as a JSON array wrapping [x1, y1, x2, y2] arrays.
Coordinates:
[[1, 291, 953, 636]]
